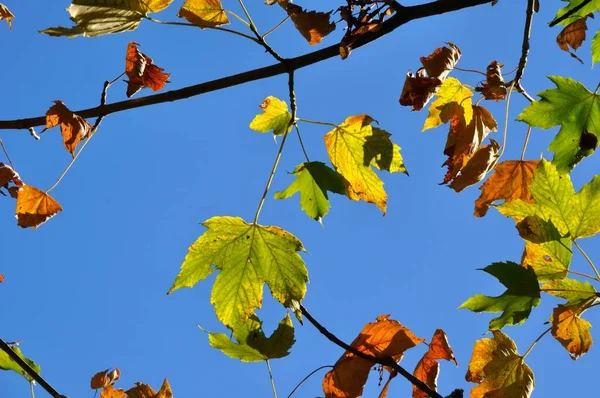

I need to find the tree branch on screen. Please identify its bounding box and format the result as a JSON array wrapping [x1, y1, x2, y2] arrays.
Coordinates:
[[512, 0, 535, 101], [300, 304, 444, 398], [0, 0, 494, 131]]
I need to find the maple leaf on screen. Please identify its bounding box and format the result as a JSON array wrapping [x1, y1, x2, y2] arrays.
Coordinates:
[[552, 302, 593, 359], [322, 315, 424, 398], [125, 42, 170, 98], [0, 3, 14, 28], [249, 96, 292, 136], [208, 313, 295, 362], [553, 0, 600, 27], [0, 344, 41, 382], [541, 278, 598, 304], [279, 0, 335, 45], [91, 368, 121, 390], [324, 115, 407, 214], [460, 262, 541, 330], [168, 216, 308, 329], [593, 29, 600, 64], [274, 161, 347, 222], [475, 61, 507, 101], [423, 77, 473, 131], [45, 101, 93, 157], [399, 69, 441, 111], [178, 0, 229, 28], [420, 42, 461, 81], [517, 76, 600, 172], [556, 17, 590, 63], [41, 0, 173, 37], [16, 185, 63, 229], [101, 385, 127, 398], [412, 329, 458, 398], [466, 331, 534, 398], [474, 160, 538, 217], [448, 139, 500, 193]]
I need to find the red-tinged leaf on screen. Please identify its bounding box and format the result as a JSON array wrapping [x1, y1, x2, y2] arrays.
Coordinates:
[[91, 370, 110, 390], [0, 274, 4, 283], [413, 329, 458, 398], [0, 163, 23, 198], [322, 315, 424, 398], [552, 303, 593, 359], [0, 3, 14, 29], [475, 61, 507, 101], [45, 101, 93, 157], [556, 17, 589, 64], [279, 0, 335, 45], [449, 139, 501, 192], [420, 42, 461, 81], [399, 69, 442, 111], [16, 185, 63, 229], [474, 160, 539, 217], [125, 42, 170, 98]]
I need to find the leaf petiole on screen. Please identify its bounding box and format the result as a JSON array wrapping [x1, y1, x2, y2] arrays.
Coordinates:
[[296, 118, 338, 128], [522, 327, 551, 359]]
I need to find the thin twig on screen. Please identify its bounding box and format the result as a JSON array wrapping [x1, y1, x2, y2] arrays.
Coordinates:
[[146, 16, 259, 42], [0, 139, 15, 168], [454, 66, 486, 76], [30, 382, 35, 398], [299, 305, 444, 398], [574, 240, 600, 280], [297, 118, 338, 128], [512, 0, 535, 95], [498, 83, 515, 159], [0, 339, 64, 398], [262, 16, 290, 39], [520, 126, 532, 160], [549, 0, 592, 27], [266, 360, 278, 398], [522, 327, 551, 359], [226, 9, 251, 27], [294, 125, 310, 163], [287, 365, 333, 398]]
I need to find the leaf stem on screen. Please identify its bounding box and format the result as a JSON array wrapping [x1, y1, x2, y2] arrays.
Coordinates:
[[498, 83, 515, 159], [297, 118, 338, 128], [453, 66, 486, 76], [568, 269, 599, 281], [226, 9, 251, 27], [237, 0, 257, 31], [146, 16, 258, 42], [263, 16, 290, 39], [0, 138, 15, 168], [522, 327, 551, 359], [294, 124, 311, 163], [266, 360, 278, 398], [30, 381, 34, 398], [520, 125, 532, 161], [541, 288, 600, 295], [573, 240, 600, 280], [287, 365, 333, 398]]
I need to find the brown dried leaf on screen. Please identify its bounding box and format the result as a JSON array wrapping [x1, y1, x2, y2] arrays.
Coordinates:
[[126, 383, 157, 398], [45, 101, 93, 157], [0, 3, 14, 29], [556, 17, 588, 59], [412, 329, 458, 398], [279, 0, 335, 45], [475, 61, 507, 101], [91, 368, 120, 389], [420, 42, 461, 81], [100, 385, 127, 398], [399, 69, 441, 111], [0, 163, 23, 196], [475, 160, 539, 217], [125, 42, 170, 98], [449, 139, 501, 192], [16, 185, 63, 229], [552, 304, 593, 359]]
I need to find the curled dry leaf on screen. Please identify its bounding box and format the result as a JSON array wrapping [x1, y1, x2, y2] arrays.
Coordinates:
[[475, 61, 507, 101], [412, 329, 458, 398], [0, 3, 14, 28], [279, 0, 335, 45], [322, 314, 424, 398], [556, 17, 589, 64], [45, 101, 93, 157], [100, 385, 127, 398], [16, 185, 63, 229], [178, 0, 229, 28], [399, 69, 441, 111], [552, 302, 593, 359], [125, 42, 170, 98], [0, 162, 23, 198], [420, 42, 461, 81], [449, 139, 500, 192], [91, 368, 121, 390]]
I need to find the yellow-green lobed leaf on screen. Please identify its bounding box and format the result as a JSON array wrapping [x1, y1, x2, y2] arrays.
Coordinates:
[[422, 77, 473, 131], [593, 29, 600, 65], [0, 345, 41, 383], [249, 96, 292, 136]]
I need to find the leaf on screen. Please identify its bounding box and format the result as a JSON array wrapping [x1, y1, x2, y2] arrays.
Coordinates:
[[91, 368, 121, 389], [466, 331, 534, 398], [423, 77, 473, 131], [460, 262, 541, 330], [520, 226, 572, 282], [279, 0, 335, 45], [249, 96, 292, 136], [0, 344, 41, 382], [592, 29, 600, 64], [45, 101, 93, 157], [126, 383, 156, 398], [101, 385, 128, 398], [125, 42, 170, 98], [0, 162, 23, 197], [448, 139, 500, 193], [553, 0, 600, 27], [556, 17, 589, 63], [419, 42, 461, 81], [399, 69, 441, 111], [412, 329, 458, 398], [517, 76, 600, 172], [0, 3, 14, 28], [274, 161, 347, 221], [40, 0, 172, 37], [178, 0, 229, 28], [474, 61, 507, 101], [541, 278, 597, 304], [323, 315, 425, 398], [516, 215, 564, 244], [474, 160, 538, 217], [208, 313, 295, 362], [324, 115, 407, 214], [16, 185, 63, 229], [154, 379, 173, 398], [551, 303, 593, 359], [168, 216, 308, 329]]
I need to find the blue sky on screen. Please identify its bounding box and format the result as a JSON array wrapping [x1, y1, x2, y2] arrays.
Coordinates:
[[1, 1, 599, 397]]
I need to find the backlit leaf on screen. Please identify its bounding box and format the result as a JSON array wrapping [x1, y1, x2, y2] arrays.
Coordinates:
[[178, 0, 229, 28], [592, 29, 600, 64], [0, 162, 23, 197], [460, 262, 541, 330], [324, 115, 407, 214], [126, 383, 156, 398], [552, 303, 593, 359], [553, 0, 600, 27], [323, 315, 424, 398], [399, 69, 441, 111], [423, 77, 473, 131], [125, 42, 170, 98], [168, 216, 308, 329], [475, 61, 507, 101], [154, 379, 173, 398], [0, 344, 41, 382], [45, 100, 93, 156], [542, 278, 597, 304], [16, 185, 63, 229], [0, 3, 14, 28], [101, 385, 127, 398], [556, 17, 588, 63], [517, 76, 600, 171], [249, 96, 292, 136], [474, 160, 538, 217], [274, 161, 347, 221], [520, 226, 572, 282], [448, 139, 500, 193], [208, 313, 294, 362], [466, 331, 534, 398], [516, 215, 563, 244], [412, 329, 458, 398], [91, 368, 121, 389], [419, 42, 461, 81], [279, 0, 335, 45]]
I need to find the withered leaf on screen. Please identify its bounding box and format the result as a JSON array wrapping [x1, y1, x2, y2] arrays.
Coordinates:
[[399, 69, 441, 111], [552, 302, 593, 359], [125, 42, 170, 98], [556, 17, 589, 63], [420, 42, 461, 81], [91, 368, 121, 390], [0, 163, 23, 197], [100, 385, 127, 398], [45, 101, 93, 157], [475, 61, 507, 101], [412, 329, 458, 398], [16, 185, 62, 229], [0, 3, 14, 28], [449, 139, 500, 192], [279, 0, 335, 45]]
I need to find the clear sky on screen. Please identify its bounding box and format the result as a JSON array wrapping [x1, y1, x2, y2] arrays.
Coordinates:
[[1, 1, 599, 397]]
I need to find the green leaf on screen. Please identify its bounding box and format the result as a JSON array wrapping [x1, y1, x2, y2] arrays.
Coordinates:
[[516, 76, 600, 172], [168, 216, 308, 328], [554, 0, 600, 27], [249, 96, 292, 136], [460, 262, 541, 330], [40, 0, 172, 37], [274, 162, 347, 222], [593, 29, 600, 65], [208, 314, 295, 362], [0, 345, 41, 383], [541, 278, 598, 305]]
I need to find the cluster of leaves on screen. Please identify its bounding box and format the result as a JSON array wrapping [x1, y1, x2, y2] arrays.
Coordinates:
[[552, 0, 600, 64], [90, 368, 173, 398]]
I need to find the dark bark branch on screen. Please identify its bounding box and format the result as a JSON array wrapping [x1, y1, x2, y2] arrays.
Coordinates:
[[0, 338, 66, 398], [548, 0, 591, 27], [0, 0, 494, 131], [512, 0, 535, 100], [300, 304, 444, 398]]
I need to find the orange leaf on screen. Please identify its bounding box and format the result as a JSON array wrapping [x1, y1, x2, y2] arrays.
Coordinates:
[[279, 0, 335, 45], [420, 42, 461, 81], [475, 61, 507, 101], [0, 3, 14, 29], [0, 163, 23, 198], [556, 17, 589, 63], [412, 329, 458, 398], [449, 139, 500, 192], [91, 368, 121, 389], [323, 315, 424, 398], [45, 101, 93, 157], [155, 379, 173, 398], [100, 385, 127, 398], [552, 304, 593, 359], [399, 69, 441, 111], [474, 160, 539, 217], [0, 274, 4, 283], [125, 42, 170, 98], [16, 185, 62, 229], [126, 383, 157, 398]]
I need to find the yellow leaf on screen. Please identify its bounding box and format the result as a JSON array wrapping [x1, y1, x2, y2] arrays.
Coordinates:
[[423, 77, 473, 131], [551, 304, 593, 359], [249, 96, 292, 136], [0, 3, 14, 28], [178, 0, 229, 28], [100, 385, 127, 398], [16, 185, 63, 229], [144, 0, 174, 13], [155, 379, 173, 398], [126, 383, 156, 398]]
